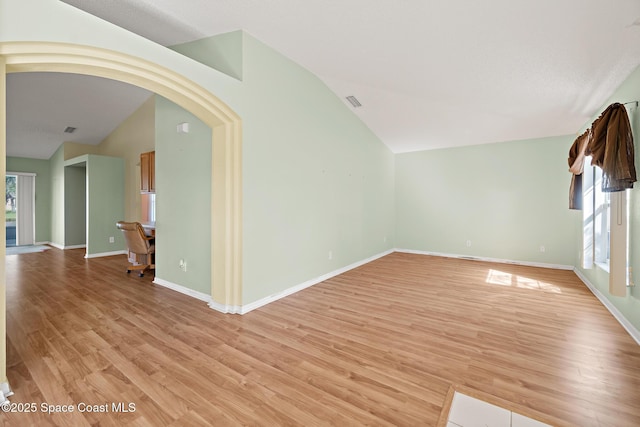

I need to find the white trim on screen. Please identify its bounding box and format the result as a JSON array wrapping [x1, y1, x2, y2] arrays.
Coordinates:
[[64, 244, 86, 250], [208, 300, 243, 314], [153, 277, 211, 303], [6, 171, 36, 177], [49, 243, 86, 250], [397, 249, 639, 344], [395, 248, 574, 271], [237, 249, 395, 315], [84, 250, 127, 259], [573, 268, 640, 346], [151, 250, 394, 315], [0, 381, 13, 405], [595, 261, 610, 273]]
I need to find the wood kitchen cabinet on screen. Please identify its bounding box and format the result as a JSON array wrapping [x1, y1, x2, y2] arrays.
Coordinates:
[[140, 151, 155, 193]]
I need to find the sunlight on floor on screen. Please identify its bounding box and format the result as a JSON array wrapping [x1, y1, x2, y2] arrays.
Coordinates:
[[485, 269, 562, 294]]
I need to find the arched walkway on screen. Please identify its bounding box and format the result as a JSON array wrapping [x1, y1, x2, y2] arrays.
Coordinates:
[[0, 41, 243, 391]]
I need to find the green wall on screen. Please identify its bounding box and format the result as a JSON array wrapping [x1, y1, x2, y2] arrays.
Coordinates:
[[154, 96, 212, 295], [172, 30, 243, 81], [174, 33, 396, 304], [63, 164, 86, 246], [8, 149, 130, 255], [49, 144, 65, 247], [48, 150, 125, 253], [574, 65, 640, 331], [84, 155, 125, 255], [6, 156, 51, 243], [396, 135, 579, 266], [96, 96, 155, 222], [241, 34, 395, 304]]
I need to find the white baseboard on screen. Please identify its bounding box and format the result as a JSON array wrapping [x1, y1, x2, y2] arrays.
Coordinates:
[[0, 381, 13, 404], [395, 248, 574, 271], [85, 250, 127, 259], [397, 249, 639, 345], [148, 250, 394, 315], [114, 246, 640, 347], [49, 242, 86, 250], [116, 248, 640, 346], [153, 250, 395, 315], [66, 244, 86, 250], [153, 277, 211, 303], [573, 269, 640, 346], [208, 300, 243, 314], [238, 249, 395, 315]]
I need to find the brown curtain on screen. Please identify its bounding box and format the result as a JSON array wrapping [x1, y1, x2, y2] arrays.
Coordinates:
[[568, 102, 636, 209], [587, 103, 636, 192], [568, 130, 589, 210]]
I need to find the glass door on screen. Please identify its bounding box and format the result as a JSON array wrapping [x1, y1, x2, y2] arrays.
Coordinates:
[[6, 175, 17, 247]]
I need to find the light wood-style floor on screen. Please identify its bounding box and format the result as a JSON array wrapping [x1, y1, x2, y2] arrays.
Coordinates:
[[2, 249, 640, 426]]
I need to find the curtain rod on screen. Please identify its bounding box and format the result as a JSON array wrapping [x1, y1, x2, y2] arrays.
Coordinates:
[[575, 101, 639, 136]]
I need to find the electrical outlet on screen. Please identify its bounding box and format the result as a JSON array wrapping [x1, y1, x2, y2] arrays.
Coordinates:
[[540, 245, 545, 253], [179, 259, 187, 272], [328, 250, 333, 260], [109, 236, 114, 243], [466, 240, 471, 247]]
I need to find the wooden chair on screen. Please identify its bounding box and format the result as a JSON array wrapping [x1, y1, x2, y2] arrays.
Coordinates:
[[116, 221, 155, 277]]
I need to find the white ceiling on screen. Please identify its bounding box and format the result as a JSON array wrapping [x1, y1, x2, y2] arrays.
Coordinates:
[[7, 73, 151, 159], [8, 0, 640, 159]]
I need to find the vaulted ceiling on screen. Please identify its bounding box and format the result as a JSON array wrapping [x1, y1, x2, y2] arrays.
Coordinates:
[[7, 73, 152, 159], [8, 0, 640, 158]]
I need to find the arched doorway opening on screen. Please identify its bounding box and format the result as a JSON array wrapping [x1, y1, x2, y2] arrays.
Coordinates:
[[0, 41, 243, 393]]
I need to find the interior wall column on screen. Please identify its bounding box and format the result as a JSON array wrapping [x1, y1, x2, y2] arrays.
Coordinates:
[[210, 124, 243, 312]]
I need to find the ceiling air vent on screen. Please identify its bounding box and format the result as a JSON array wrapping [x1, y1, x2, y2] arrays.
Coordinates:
[[64, 126, 77, 134], [346, 95, 362, 108]]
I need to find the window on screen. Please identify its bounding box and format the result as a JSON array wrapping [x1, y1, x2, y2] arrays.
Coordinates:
[[593, 165, 610, 269], [149, 193, 156, 223], [582, 156, 630, 296], [141, 193, 156, 224]]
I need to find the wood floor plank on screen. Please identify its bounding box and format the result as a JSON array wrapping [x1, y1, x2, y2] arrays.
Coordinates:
[[2, 249, 640, 426]]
